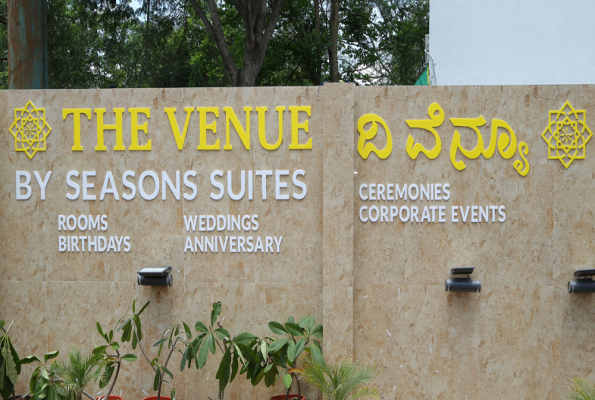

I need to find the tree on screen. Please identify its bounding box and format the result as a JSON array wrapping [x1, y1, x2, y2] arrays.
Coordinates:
[[188, 0, 286, 86]]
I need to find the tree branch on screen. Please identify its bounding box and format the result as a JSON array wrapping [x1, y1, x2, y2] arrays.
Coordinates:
[[188, 0, 239, 82], [257, 0, 285, 70]]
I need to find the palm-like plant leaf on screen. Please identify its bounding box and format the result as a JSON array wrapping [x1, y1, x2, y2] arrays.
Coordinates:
[[300, 354, 382, 400], [50, 346, 102, 400], [568, 378, 595, 400]]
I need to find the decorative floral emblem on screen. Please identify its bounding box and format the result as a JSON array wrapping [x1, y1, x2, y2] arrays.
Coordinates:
[[9, 100, 52, 160], [541, 101, 593, 169]]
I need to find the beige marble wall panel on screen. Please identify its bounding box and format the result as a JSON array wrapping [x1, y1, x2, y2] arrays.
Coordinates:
[[5, 85, 595, 400], [321, 83, 354, 288], [0, 90, 49, 282], [353, 86, 481, 288], [353, 85, 595, 399]]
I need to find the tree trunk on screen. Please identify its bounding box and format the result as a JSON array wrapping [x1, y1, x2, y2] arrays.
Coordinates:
[[329, 0, 340, 82], [189, 0, 285, 87], [314, 0, 321, 84]]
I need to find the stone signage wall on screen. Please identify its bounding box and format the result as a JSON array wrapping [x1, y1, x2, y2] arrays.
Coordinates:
[[2, 84, 595, 400]]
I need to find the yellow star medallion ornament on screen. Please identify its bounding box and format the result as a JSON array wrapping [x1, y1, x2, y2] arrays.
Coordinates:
[[541, 101, 593, 169], [9, 100, 52, 160]]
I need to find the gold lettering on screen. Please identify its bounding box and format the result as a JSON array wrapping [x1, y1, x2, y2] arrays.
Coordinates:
[[165, 107, 194, 150], [224, 106, 252, 150], [95, 108, 125, 151], [449, 116, 488, 170], [405, 103, 444, 159], [257, 106, 284, 150], [288, 106, 312, 149], [129, 108, 151, 151], [63, 108, 92, 151], [197, 107, 220, 150], [357, 114, 392, 159]]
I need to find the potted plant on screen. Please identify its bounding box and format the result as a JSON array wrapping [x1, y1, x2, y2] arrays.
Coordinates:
[[297, 345, 383, 400], [0, 320, 49, 400], [46, 346, 102, 400], [175, 301, 258, 400], [93, 300, 145, 400], [253, 316, 323, 400], [28, 350, 66, 400]]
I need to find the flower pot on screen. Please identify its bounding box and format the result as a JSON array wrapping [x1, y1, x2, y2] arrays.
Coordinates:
[[142, 396, 171, 400], [270, 394, 305, 400], [96, 396, 123, 400]]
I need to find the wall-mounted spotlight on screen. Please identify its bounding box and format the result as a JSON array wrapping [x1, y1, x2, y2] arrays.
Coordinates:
[[568, 269, 595, 294], [137, 267, 173, 287], [445, 267, 481, 292]]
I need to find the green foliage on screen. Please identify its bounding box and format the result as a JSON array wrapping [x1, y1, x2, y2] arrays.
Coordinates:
[[175, 301, 257, 396], [94, 300, 147, 398], [299, 346, 383, 400], [568, 378, 595, 400], [29, 350, 63, 400], [3, 0, 427, 88], [255, 315, 323, 390], [48, 347, 102, 400], [0, 321, 21, 399]]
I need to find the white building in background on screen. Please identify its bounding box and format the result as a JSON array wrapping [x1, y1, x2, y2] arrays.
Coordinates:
[[428, 0, 595, 85]]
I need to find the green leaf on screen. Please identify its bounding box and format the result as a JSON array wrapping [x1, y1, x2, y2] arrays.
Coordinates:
[[97, 322, 107, 341], [153, 368, 160, 391], [111, 342, 120, 351], [117, 318, 131, 333], [5, 344, 18, 384], [182, 322, 192, 339], [267, 338, 289, 353], [207, 334, 216, 354], [230, 353, 239, 382], [214, 328, 230, 341], [197, 338, 209, 368], [287, 340, 296, 363], [215, 349, 231, 380], [195, 321, 208, 333], [294, 339, 306, 359], [312, 339, 322, 354], [211, 302, 222, 326], [109, 329, 114, 343], [134, 315, 142, 340], [99, 365, 114, 389], [8, 341, 20, 375], [283, 373, 292, 388], [19, 355, 41, 365], [190, 336, 205, 359], [268, 321, 288, 335], [285, 322, 303, 337], [132, 299, 136, 313], [132, 331, 138, 350], [92, 345, 107, 357], [153, 338, 167, 347], [121, 353, 137, 362], [180, 348, 188, 372], [265, 365, 277, 387], [233, 332, 257, 345], [162, 366, 174, 379], [310, 341, 326, 367], [287, 316, 295, 323], [260, 341, 268, 360], [138, 301, 150, 316], [43, 350, 60, 361], [311, 324, 323, 338], [0, 321, 4, 330]]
